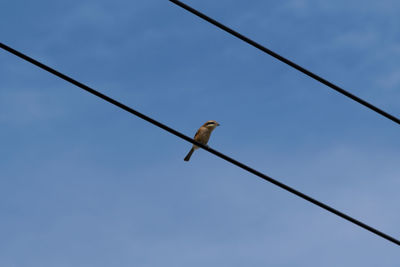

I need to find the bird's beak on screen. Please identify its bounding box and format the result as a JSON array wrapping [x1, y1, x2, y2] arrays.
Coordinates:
[[217, 123, 220, 126]]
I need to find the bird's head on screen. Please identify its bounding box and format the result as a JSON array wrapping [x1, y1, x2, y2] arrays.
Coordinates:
[[203, 120, 220, 130]]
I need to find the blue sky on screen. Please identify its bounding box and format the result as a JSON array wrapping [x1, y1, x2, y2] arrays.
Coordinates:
[[1, 0, 400, 266]]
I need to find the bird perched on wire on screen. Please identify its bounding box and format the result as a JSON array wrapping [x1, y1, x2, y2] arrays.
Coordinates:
[[184, 120, 220, 161]]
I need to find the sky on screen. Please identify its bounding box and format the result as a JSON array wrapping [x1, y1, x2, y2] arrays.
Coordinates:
[[1, 0, 400, 266]]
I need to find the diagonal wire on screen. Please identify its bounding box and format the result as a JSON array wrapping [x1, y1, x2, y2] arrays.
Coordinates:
[[169, 0, 400, 126], [1, 42, 399, 246]]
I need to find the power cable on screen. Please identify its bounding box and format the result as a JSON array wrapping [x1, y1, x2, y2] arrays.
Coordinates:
[[169, 0, 400, 126], [1, 42, 399, 246]]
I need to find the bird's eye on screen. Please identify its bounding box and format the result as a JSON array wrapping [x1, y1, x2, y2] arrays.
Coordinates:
[[206, 122, 215, 126]]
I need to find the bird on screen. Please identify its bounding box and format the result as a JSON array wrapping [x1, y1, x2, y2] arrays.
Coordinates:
[[184, 120, 220, 161]]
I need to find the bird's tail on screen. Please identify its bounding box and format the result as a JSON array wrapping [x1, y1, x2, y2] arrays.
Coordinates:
[[184, 148, 195, 161]]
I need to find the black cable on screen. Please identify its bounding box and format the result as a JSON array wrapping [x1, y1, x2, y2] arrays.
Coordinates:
[[1, 42, 399, 246], [169, 0, 400, 126]]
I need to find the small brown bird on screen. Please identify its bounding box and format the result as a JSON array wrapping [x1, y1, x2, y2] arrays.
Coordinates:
[[184, 120, 220, 161]]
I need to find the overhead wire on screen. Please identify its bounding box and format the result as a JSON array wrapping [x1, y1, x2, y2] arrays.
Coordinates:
[[1, 42, 399, 246], [169, 0, 400, 126]]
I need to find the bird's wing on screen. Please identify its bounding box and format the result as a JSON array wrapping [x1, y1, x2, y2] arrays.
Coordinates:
[[193, 128, 202, 140]]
